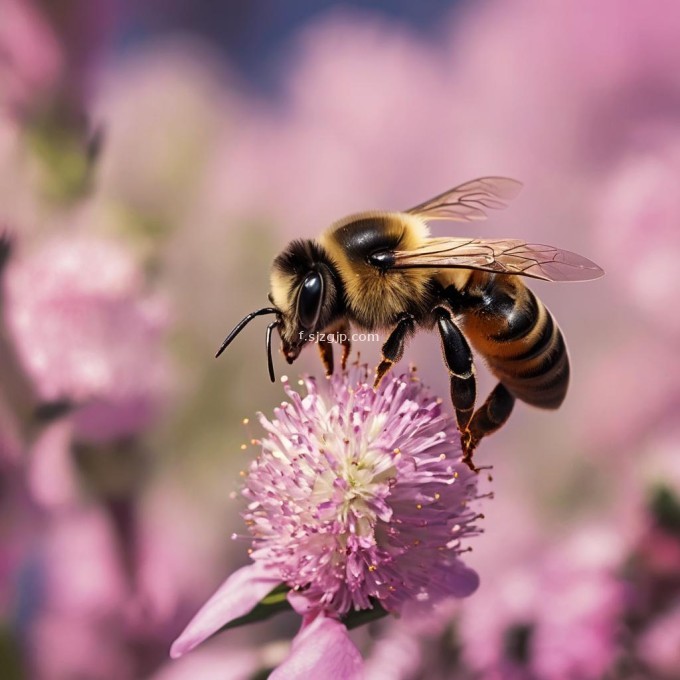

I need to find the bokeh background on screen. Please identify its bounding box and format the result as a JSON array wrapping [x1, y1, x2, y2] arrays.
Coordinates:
[[2, 1, 680, 678]]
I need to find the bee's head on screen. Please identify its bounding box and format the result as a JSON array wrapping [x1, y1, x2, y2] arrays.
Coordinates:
[[269, 239, 343, 366], [215, 239, 343, 382]]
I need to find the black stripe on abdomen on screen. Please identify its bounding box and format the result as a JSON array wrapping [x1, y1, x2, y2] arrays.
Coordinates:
[[490, 288, 540, 342], [488, 300, 569, 410]]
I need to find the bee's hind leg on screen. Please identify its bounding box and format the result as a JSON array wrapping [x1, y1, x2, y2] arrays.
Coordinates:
[[434, 307, 479, 471], [374, 313, 415, 388], [465, 383, 515, 458]]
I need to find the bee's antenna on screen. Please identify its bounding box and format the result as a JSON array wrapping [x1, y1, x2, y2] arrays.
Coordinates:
[[215, 307, 279, 358], [265, 320, 279, 383]]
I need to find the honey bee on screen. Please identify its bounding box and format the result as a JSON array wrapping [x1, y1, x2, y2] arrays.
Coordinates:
[[217, 177, 603, 470]]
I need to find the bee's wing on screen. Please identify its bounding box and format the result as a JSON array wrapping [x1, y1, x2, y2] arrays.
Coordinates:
[[406, 177, 523, 222], [392, 238, 604, 282]]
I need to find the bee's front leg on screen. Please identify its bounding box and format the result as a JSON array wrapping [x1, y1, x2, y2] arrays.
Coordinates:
[[373, 313, 415, 388], [337, 321, 352, 371], [317, 338, 334, 377], [317, 321, 353, 376]]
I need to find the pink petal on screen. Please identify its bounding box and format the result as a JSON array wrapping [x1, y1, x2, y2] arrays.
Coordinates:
[[445, 563, 480, 598], [29, 419, 79, 508], [270, 615, 363, 680], [286, 590, 315, 615], [170, 562, 281, 659]]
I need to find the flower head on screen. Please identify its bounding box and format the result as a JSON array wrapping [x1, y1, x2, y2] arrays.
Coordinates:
[[0, 0, 63, 116], [172, 367, 484, 676], [460, 526, 627, 680], [5, 234, 171, 441], [244, 366, 481, 616]]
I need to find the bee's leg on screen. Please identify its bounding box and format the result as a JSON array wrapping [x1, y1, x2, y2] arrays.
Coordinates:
[[434, 307, 478, 471], [337, 321, 352, 371], [466, 383, 515, 455], [317, 338, 334, 377], [374, 313, 416, 388]]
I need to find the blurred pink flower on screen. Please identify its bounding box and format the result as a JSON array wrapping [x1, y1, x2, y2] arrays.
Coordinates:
[[24, 482, 234, 680], [595, 141, 680, 339], [28, 613, 133, 680], [0, 460, 38, 619], [0, 393, 22, 462], [205, 14, 464, 241], [93, 40, 228, 231], [212, 0, 680, 243], [447, 0, 680, 176], [581, 338, 680, 455], [460, 527, 627, 679], [4, 234, 172, 441], [38, 506, 128, 616], [36, 0, 118, 106], [0, 0, 63, 115], [151, 646, 263, 680], [638, 599, 680, 678], [361, 620, 427, 680], [172, 367, 484, 674], [28, 419, 79, 508], [88, 41, 245, 342], [0, 115, 49, 234], [24, 505, 133, 680], [530, 529, 627, 679], [133, 479, 243, 627], [630, 514, 680, 611]]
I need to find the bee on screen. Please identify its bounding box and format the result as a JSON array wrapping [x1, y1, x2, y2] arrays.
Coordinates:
[[217, 177, 603, 470]]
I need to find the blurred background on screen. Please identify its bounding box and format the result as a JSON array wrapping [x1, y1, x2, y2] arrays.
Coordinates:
[[1, 1, 680, 678]]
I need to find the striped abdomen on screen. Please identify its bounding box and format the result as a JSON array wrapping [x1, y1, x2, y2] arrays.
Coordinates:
[[459, 275, 569, 409]]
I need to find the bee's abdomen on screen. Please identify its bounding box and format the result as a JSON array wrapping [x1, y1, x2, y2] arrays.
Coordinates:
[[463, 281, 569, 410]]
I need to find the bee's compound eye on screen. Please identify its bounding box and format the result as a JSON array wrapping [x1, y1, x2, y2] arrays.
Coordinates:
[[298, 271, 324, 330]]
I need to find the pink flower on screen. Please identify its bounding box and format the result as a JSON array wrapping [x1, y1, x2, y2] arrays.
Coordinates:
[[581, 338, 680, 454], [460, 527, 627, 679], [361, 620, 426, 680], [0, 460, 38, 619], [93, 41, 227, 230], [151, 646, 264, 680], [172, 367, 484, 675], [595, 141, 680, 339], [638, 599, 680, 677], [530, 530, 627, 679], [4, 234, 171, 441], [0, 0, 63, 115], [23, 481, 236, 680], [23, 505, 133, 680]]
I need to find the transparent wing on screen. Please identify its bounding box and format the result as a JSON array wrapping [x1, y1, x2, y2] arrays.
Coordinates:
[[406, 177, 523, 222], [391, 237, 604, 282]]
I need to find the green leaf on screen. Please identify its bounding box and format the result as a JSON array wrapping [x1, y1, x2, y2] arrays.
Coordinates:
[[213, 585, 389, 638], [217, 583, 293, 633], [342, 601, 389, 629]]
